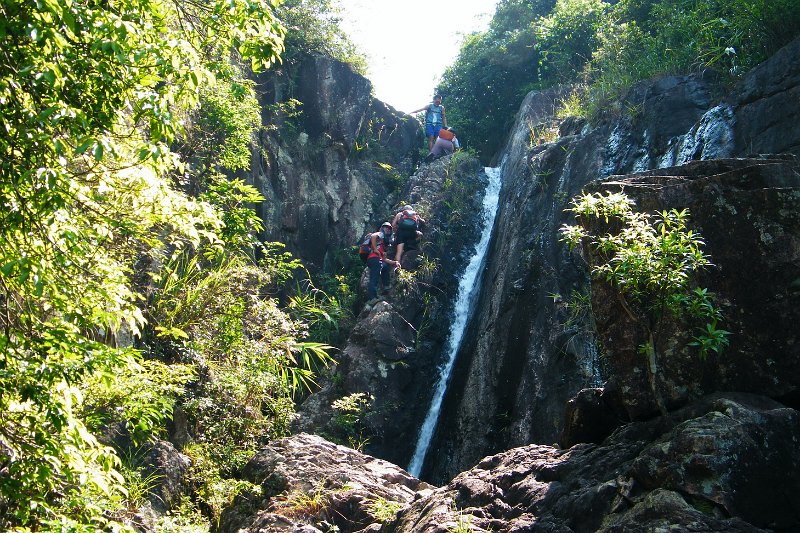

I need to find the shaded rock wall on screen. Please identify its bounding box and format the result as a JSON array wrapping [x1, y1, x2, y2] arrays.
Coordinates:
[[424, 37, 800, 482], [250, 54, 422, 271]]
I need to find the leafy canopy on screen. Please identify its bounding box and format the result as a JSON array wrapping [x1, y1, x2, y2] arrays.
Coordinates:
[[439, 0, 800, 161], [0, 0, 284, 528]]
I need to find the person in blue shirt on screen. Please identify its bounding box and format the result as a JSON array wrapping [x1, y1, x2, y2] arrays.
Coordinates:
[[412, 94, 447, 151]]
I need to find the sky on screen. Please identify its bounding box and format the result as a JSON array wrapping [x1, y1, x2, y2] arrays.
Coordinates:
[[339, 0, 498, 114]]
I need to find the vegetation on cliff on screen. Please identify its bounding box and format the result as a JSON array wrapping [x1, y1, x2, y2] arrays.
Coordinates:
[[0, 0, 361, 529], [561, 192, 730, 416], [440, 0, 800, 161]]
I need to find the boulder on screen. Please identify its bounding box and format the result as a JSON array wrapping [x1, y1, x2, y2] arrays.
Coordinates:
[[391, 394, 800, 532], [217, 433, 431, 533]]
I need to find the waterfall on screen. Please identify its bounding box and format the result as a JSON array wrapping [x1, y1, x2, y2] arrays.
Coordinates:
[[407, 165, 503, 477]]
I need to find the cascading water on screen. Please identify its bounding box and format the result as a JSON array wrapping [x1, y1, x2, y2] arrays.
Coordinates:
[[407, 165, 503, 478]]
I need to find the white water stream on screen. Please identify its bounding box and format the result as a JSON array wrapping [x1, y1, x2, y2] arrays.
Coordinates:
[[407, 165, 503, 477]]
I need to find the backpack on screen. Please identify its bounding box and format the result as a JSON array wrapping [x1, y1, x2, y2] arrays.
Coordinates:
[[399, 209, 419, 230], [358, 234, 372, 263], [438, 128, 455, 141]]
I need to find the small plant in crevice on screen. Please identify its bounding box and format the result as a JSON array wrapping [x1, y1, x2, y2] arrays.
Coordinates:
[[448, 506, 475, 533], [367, 496, 404, 523], [560, 191, 730, 417], [116, 449, 164, 513], [156, 496, 210, 533], [183, 442, 262, 528], [394, 254, 439, 301], [289, 277, 353, 348], [527, 119, 560, 147], [272, 485, 332, 518], [331, 392, 373, 451]]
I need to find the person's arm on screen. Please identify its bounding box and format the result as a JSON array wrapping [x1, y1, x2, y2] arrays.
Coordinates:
[[410, 104, 430, 115], [441, 106, 447, 127], [453, 137, 460, 149], [391, 212, 400, 232], [370, 233, 379, 254]]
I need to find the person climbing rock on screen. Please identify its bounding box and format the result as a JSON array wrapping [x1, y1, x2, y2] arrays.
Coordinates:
[[392, 205, 424, 265], [425, 127, 460, 162], [366, 222, 400, 300], [412, 94, 447, 151]]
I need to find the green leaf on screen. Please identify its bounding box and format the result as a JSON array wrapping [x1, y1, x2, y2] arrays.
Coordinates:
[[75, 138, 93, 155], [1, 261, 16, 275]]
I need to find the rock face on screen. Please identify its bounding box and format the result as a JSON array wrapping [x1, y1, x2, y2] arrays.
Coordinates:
[[422, 37, 800, 482], [250, 54, 421, 271], [217, 433, 431, 533], [582, 157, 800, 423], [295, 154, 491, 467], [221, 396, 800, 533], [391, 394, 800, 533]]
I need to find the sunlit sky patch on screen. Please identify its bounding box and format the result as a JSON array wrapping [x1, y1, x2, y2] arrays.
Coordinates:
[[339, 0, 497, 114]]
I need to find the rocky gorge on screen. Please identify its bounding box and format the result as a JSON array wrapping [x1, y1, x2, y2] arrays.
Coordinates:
[[143, 37, 799, 532]]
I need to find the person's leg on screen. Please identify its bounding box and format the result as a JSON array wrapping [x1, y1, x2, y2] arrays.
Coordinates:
[[367, 257, 381, 299], [444, 139, 454, 155], [431, 125, 442, 150], [380, 262, 391, 294], [395, 242, 405, 265], [425, 123, 436, 151]]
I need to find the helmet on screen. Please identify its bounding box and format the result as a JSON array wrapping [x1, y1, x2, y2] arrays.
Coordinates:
[[381, 221, 392, 229], [402, 205, 413, 211]]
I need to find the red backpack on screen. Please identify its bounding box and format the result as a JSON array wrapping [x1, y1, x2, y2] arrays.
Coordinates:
[[358, 234, 372, 263]]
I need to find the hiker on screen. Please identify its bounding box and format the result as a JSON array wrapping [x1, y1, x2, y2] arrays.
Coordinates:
[[425, 127, 460, 162], [392, 206, 424, 265], [412, 94, 447, 151], [365, 222, 400, 300]]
